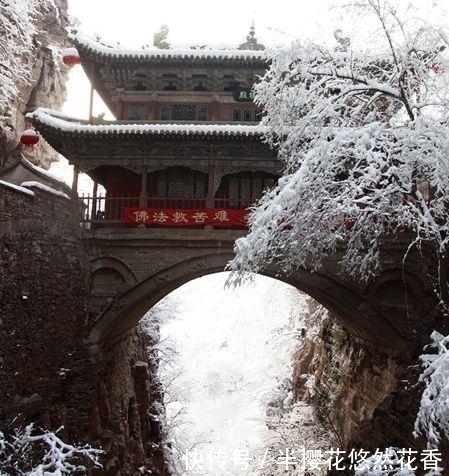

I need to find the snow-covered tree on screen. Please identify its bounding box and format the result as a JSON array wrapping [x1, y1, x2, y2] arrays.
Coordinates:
[[414, 330, 449, 450], [0, 0, 57, 120], [0, 423, 102, 475], [228, 0, 449, 283]]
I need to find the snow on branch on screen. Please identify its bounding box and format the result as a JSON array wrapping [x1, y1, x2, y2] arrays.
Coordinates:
[[228, 0, 449, 284], [414, 331, 449, 449], [0, 423, 103, 476]]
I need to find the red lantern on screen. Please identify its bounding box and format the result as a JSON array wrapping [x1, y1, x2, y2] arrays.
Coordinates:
[[62, 47, 80, 66], [20, 128, 40, 146]]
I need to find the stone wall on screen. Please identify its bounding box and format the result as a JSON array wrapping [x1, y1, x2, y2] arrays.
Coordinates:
[[85, 227, 239, 339], [0, 183, 164, 475], [0, 182, 92, 432], [90, 329, 167, 475]]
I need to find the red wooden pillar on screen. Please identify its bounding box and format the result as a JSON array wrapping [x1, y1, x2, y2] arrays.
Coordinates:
[[207, 164, 215, 208], [140, 162, 148, 207]]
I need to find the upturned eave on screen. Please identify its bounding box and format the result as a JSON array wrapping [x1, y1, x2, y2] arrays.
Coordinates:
[[25, 108, 275, 165]]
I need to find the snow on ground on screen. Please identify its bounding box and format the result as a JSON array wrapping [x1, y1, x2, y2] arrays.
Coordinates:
[[144, 272, 307, 476]]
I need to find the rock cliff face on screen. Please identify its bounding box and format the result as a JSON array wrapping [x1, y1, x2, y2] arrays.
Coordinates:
[[291, 299, 427, 461], [0, 0, 69, 168]]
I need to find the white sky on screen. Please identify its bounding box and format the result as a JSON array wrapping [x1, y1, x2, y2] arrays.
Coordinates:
[[67, 0, 339, 49], [66, 0, 447, 51]]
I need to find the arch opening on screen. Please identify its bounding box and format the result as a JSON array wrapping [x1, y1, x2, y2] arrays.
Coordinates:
[[139, 271, 327, 475], [88, 255, 416, 475]]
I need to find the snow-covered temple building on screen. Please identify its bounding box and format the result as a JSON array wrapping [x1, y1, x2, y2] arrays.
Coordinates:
[[27, 28, 279, 228]]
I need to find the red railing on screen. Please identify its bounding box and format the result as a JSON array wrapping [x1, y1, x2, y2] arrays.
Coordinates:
[[79, 194, 252, 226]]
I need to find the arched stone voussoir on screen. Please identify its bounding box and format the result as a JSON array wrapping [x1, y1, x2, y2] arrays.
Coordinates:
[[89, 252, 236, 345], [90, 255, 138, 285], [281, 268, 409, 351], [89, 253, 408, 352]]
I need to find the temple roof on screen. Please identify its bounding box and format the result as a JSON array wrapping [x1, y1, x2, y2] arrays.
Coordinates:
[[26, 109, 278, 174], [69, 32, 269, 118], [0, 154, 71, 195], [70, 32, 267, 64], [27, 108, 267, 138]]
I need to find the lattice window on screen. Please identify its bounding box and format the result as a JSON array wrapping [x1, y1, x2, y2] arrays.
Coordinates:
[[240, 178, 251, 202], [194, 174, 206, 198], [169, 167, 193, 198], [225, 174, 277, 208], [229, 178, 239, 207], [251, 178, 263, 198], [156, 173, 167, 197], [161, 104, 170, 120], [232, 108, 254, 122], [172, 104, 196, 121], [152, 167, 207, 199], [198, 104, 208, 121], [160, 104, 208, 121], [126, 104, 147, 120]]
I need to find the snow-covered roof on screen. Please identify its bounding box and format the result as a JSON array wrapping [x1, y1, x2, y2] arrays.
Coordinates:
[[70, 31, 267, 62], [0, 179, 35, 196], [0, 155, 71, 194], [21, 156, 68, 185], [21, 181, 69, 199], [26, 108, 268, 139]]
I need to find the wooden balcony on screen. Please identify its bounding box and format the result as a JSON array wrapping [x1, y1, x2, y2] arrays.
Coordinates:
[[79, 194, 252, 228]]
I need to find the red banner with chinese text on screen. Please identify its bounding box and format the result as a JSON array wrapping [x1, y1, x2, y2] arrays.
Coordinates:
[[123, 207, 250, 227]]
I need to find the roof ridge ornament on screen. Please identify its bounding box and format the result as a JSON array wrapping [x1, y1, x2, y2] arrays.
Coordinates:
[[238, 22, 265, 51]]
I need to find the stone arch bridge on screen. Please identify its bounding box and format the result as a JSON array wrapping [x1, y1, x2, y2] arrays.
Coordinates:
[[86, 224, 441, 355], [24, 109, 445, 355], [83, 220, 449, 473]]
